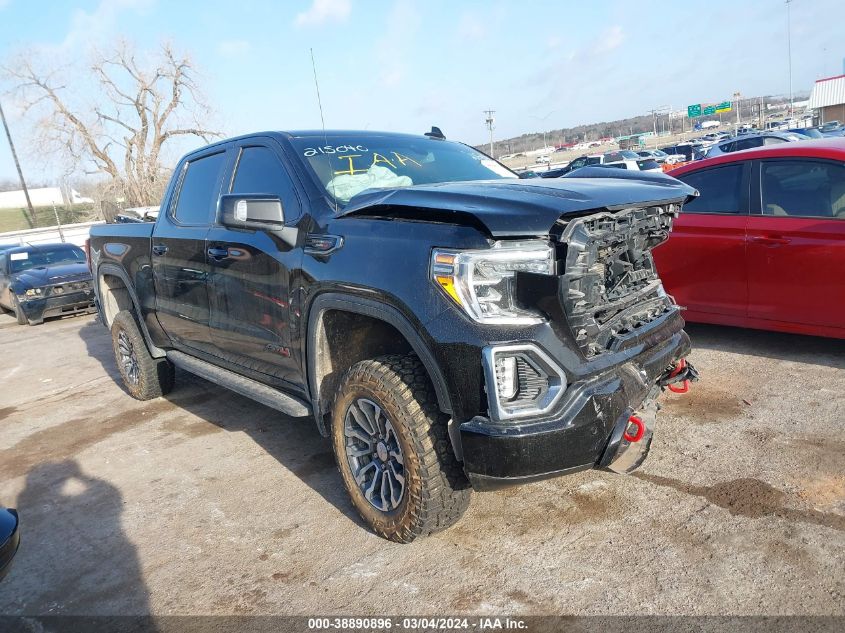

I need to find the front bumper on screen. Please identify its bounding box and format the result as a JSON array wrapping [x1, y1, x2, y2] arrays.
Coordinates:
[[17, 289, 96, 324], [460, 327, 690, 491]]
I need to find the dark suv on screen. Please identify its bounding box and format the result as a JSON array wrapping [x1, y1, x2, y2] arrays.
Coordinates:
[[89, 130, 697, 542]]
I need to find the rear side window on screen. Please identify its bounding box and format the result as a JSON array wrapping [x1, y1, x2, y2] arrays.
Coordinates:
[[172, 152, 227, 225], [734, 137, 763, 151], [763, 136, 788, 146], [762, 160, 845, 219], [230, 146, 299, 218], [678, 164, 745, 214]]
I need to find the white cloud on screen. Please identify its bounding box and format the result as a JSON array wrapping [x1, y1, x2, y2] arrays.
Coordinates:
[[457, 12, 486, 41], [294, 0, 351, 28], [217, 39, 251, 58], [61, 0, 154, 51], [375, 0, 421, 87], [595, 25, 624, 54]]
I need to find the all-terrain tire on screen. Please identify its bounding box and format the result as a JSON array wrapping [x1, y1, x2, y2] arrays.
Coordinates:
[[11, 297, 27, 325], [331, 353, 471, 543], [110, 310, 175, 400]]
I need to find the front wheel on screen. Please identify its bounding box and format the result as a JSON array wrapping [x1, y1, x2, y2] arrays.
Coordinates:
[[331, 354, 471, 543], [11, 297, 27, 325], [110, 310, 175, 400]]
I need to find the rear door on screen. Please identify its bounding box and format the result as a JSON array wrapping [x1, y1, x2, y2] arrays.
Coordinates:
[[152, 148, 229, 353], [653, 161, 750, 318], [746, 158, 845, 331], [205, 141, 304, 386]]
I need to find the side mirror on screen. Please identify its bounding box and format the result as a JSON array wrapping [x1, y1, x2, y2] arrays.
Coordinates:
[[220, 194, 284, 230]]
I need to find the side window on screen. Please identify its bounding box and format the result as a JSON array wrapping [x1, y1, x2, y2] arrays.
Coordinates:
[[0, 253, 5, 275], [570, 158, 585, 169], [172, 151, 227, 225], [679, 164, 745, 214], [763, 136, 787, 146], [734, 137, 763, 151], [718, 141, 736, 153], [230, 146, 299, 220], [762, 160, 845, 219]]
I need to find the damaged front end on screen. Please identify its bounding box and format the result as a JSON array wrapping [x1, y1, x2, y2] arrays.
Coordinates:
[[555, 204, 681, 357]]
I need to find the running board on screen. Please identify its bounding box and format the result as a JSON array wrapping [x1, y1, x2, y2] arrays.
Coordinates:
[[166, 351, 311, 418]]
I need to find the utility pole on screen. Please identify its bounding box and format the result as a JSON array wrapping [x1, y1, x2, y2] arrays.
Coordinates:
[[733, 91, 742, 133], [786, 0, 794, 118], [0, 100, 36, 228], [484, 109, 495, 157]]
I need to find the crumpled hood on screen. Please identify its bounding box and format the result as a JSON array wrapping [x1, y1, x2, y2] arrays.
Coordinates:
[[339, 167, 698, 237], [12, 262, 91, 289]]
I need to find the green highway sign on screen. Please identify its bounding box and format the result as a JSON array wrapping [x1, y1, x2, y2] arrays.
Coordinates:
[[687, 104, 701, 118], [703, 105, 716, 115], [715, 101, 732, 113]]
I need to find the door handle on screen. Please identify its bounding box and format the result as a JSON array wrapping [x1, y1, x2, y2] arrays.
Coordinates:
[[152, 244, 168, 256], [207, 247, 229, 260], [749, 235, 790, 246]]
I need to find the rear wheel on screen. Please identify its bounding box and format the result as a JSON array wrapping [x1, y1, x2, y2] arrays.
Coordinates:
[[11, 297, 27, 325], [110, 310, 175, 400], [331, 354, 471, 543]]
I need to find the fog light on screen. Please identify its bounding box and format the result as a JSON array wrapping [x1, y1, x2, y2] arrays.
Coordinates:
[[482, 343, 567, 422], [495, 356, 518, 400]]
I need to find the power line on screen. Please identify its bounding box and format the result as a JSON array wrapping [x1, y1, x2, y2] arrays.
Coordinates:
[[786, 0, 794, 117]]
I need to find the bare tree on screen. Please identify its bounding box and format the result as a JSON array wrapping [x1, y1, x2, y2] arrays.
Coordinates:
[[3, 42, 220, 208]]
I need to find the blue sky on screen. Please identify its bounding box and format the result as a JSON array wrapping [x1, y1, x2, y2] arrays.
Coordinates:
[[0, 0, 842, 182]]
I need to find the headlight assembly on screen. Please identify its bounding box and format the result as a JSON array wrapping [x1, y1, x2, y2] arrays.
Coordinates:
[[431, 241, 554, 325], [22, 288, 43, 298]]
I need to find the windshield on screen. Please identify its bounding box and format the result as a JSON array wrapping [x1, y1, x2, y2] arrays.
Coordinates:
[[8, 246, 86, 273], [290, 135, 517, 205]]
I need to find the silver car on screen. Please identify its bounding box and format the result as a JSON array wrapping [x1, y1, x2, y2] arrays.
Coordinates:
[[705, 131, 806, 158]]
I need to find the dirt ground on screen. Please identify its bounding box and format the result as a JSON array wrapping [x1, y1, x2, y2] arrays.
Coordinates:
[[0, 312, 843, 616]]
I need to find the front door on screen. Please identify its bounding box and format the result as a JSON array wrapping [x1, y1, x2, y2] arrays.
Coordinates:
[[152, 149, 228, 353], [654, 162, 750, 318], [205, 143, 304, 386], [747, 158, 845, 331]]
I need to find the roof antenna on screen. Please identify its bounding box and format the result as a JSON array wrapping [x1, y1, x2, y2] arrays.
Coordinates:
[[310, 48, 337, 213], [425, 126, 446, 140]]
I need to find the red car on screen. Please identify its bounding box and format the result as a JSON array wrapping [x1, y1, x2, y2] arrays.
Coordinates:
[[654, 137, 845, 339]]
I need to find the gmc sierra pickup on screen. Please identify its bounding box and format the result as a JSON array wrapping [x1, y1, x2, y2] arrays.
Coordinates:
[[89, 129, 698, 542]]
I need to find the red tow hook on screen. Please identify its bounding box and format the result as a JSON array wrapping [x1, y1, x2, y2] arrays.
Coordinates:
[[667, 358, 691, 394], [623, 415, 645, 443]]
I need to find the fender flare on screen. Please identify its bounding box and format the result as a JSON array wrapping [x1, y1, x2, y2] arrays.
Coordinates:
[[306, 292, 452, 434], [95, 263, 167, 358]]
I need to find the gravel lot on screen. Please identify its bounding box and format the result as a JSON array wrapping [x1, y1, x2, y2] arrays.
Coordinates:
[[0, 312, 843, 616]]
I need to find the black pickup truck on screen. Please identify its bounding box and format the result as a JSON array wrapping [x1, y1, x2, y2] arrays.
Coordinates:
[[89, 130, 697, 542]]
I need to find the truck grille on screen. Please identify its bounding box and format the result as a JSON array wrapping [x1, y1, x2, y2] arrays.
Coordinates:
[[557, 205, 679, 357], [46, 280, 91, 297]]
